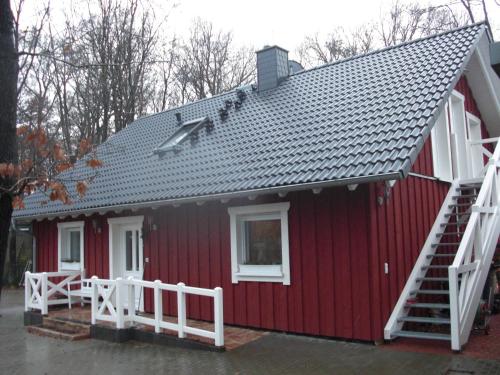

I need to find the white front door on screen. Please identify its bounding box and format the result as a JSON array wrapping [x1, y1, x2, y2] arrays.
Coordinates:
[[120, 224, 143, 310], [108, 216, 144, 311]]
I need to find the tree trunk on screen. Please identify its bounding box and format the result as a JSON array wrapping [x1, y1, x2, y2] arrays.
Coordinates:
[[7, 227, 16, 284], [0, 0, 19, 300]]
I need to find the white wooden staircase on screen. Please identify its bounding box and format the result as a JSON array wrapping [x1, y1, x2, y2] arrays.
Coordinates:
[[385, 138, 500, 351]]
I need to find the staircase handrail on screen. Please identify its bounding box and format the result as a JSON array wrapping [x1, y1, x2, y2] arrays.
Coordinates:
[[449, 138, 500, 351]]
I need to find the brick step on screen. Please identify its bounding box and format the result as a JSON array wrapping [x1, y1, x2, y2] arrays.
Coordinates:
[[26, 317, 90, 341]]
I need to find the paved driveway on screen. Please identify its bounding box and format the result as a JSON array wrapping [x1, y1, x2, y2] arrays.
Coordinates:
[[2, 289, 499, 375]]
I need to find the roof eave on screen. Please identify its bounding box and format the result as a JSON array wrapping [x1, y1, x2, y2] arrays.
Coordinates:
[[14, 171, 404, 223]]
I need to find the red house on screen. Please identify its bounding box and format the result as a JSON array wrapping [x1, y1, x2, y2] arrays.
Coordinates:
[[17, 24, 500, 351]]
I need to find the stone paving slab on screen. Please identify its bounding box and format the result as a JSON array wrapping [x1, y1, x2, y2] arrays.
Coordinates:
[[2, 289, 500, 375]]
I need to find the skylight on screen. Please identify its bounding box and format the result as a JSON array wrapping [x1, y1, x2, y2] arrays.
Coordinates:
[[154, 116, 211, 155]]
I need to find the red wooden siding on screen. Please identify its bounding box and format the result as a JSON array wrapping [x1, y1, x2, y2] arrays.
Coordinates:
[[139, 187, 375, 340], [33, 187, 378, 341], [34, 215, 110, 279], [367, 178, 449, 338]]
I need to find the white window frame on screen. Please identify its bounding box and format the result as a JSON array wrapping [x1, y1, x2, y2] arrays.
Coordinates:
[[57, 221, 85, 271], [228, 202, 291, 285]]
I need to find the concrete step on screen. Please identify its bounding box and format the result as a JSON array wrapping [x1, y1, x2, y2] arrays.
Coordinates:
[[392, 330, 451, 341]]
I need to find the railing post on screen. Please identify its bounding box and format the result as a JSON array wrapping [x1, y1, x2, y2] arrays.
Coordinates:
[[214, 287, 224, 347], [177, 282, 186, 339], [24, 271, 31, 312], [116, 277, 124, 329], [154, 280, 162, 334], [449, 266, 461, 351], [41, 272, 48, 315], [127, 276, 135, 322], [91, 276, 98, 325]]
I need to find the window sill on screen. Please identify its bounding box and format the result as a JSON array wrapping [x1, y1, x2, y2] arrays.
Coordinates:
[[233, 265, 289, 284], [60, 262, 81, 271]]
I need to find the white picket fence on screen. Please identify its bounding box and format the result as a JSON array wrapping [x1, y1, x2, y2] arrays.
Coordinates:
[[24, 271, 83, 315], [91, 276, 224, 347]]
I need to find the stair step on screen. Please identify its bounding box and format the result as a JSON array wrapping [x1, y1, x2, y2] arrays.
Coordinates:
[[456, 184, 481, 190], [417, 277, 448, 282], [421, 265, 449, 270], [454, 194, 478, 199], [431, 243, 460, 247], [448, 203, 473, 208], [26, 325, 90, 341], [392, 330, 451, 341], [426, 253, 456, 258], [440, 222, 467, 227], [398, 316, 450, 324], [412, 289, 450, 295], [405, 302, 450, 309], [436, 231, 465, 236], [444, 213, 471, 218]]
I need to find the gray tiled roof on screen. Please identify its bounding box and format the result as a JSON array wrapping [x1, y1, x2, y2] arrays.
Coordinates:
[[15, 24, 485, 219]]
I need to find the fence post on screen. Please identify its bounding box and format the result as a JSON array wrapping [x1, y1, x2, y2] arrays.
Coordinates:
[[154, 280, 162, 334], [91, 276, 98, 325], [177, 282, 186, 338], [127, 276, 135, 321], [24, 271, 31, 312], [214, 287, 224, 347], [41, 272, 48, 315], [449, 266, 461, 351], [116, 278, 124, 329]]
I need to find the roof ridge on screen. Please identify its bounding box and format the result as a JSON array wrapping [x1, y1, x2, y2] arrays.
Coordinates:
[[291, 22, 486, 77], [135, 23, 484, 125]]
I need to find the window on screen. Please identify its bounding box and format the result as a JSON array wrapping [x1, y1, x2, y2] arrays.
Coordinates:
[[154, 116, 211, 154], [57, 221, 84, 271], [228, 202, 290, 285]]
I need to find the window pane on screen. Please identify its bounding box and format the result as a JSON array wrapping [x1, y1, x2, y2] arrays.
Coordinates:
[[243, 219, 282, 265], [69, 231, 80, 262], [125, 231, 133, 271]]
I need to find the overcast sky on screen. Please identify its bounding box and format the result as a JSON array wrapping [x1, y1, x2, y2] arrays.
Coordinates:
[[164, 0, 498, 53], [23, 0, 500, 58]]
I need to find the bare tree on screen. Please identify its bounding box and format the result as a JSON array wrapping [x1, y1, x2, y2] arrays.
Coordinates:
[[175, 19, 255, 102], [297, 25, 375, 67]]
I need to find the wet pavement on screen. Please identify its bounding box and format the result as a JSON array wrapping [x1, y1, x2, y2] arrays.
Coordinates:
[[2, 289, 500, 375]]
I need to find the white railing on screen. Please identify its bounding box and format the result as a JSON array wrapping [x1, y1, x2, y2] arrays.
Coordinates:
[[449, 138, 500, 351], [91, 276, 224, 347], [24, 271, 84, 315], [384, 179, 461, 340]]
